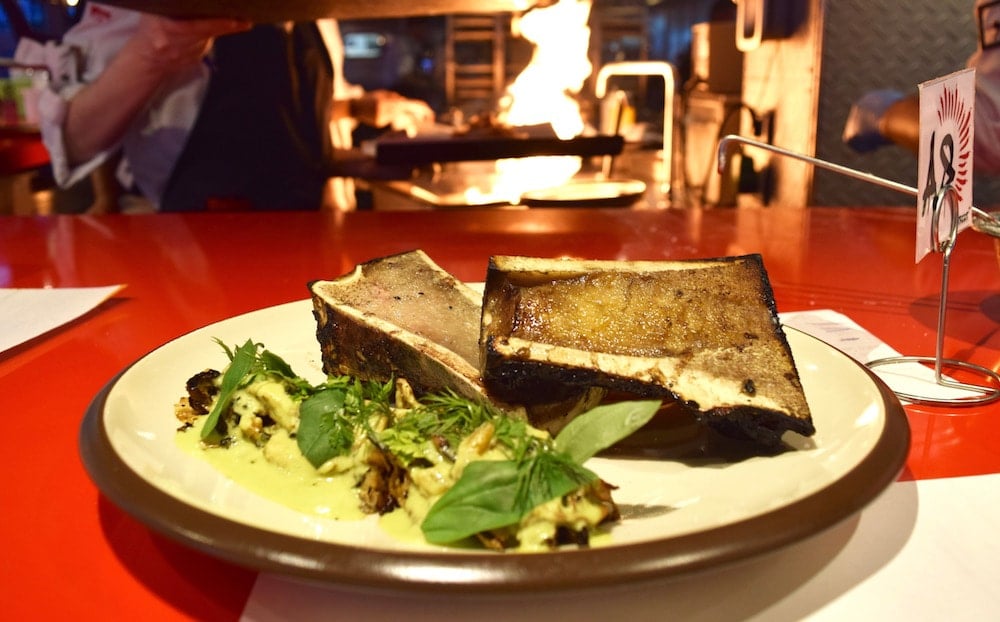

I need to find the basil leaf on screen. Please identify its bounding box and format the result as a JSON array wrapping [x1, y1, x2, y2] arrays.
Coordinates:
[[421, 460, 521, 543], [258, 349, 297, 379], [421, 452, 595, 545], [296, 388, 354, 467], [200, 339, 258, 441], [555, 400, 661, 464]]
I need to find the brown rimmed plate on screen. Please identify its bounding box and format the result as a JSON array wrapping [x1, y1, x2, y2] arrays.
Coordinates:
[[96, 0, 528, 21], [78, 299, 909, 594]]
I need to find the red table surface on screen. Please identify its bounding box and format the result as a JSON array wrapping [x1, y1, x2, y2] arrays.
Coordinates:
[[1, 206, 998, 620]]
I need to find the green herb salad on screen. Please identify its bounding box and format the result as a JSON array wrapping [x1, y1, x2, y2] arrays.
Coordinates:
[[175, 339, 660, 551]]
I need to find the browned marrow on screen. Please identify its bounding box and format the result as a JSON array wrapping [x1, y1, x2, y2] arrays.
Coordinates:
[[479, 254, 814, 447]]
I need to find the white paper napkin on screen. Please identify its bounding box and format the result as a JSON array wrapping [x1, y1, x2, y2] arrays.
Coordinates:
[[780, 308, 992, 403], [0, 285, 124, 354]]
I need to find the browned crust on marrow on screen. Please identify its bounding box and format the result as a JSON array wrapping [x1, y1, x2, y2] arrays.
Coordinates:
[[480, 254, 814, 447]]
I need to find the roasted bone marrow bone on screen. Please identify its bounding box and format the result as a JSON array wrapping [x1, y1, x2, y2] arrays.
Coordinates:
[[479, 254, 814, 447], [309, 250, 601, 425], [310, 249, 488, 402]]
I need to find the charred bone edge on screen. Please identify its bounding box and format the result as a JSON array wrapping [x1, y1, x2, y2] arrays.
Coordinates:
[[312, 295, 486, 400], [309, 250, 486, 402], [479, 253, 814, 447], [483, 336, 815, 447]]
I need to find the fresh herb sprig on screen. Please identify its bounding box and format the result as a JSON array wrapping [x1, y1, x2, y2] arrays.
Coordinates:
[[378, 391, 527, 466]]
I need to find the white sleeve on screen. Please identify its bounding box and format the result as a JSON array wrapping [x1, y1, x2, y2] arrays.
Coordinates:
[[34, 82, 94, 188], [17, 2, 206, 204], [16, 4, 140, 188]]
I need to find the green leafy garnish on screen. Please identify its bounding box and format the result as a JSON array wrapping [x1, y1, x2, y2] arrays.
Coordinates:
[[295, 378, 392, 468], [200, 339, 258, 441], [421, 451, 595, 544], [555, 400, 661, 463], [199, 339, 316, 441], [193, 338, 662, 548], [379, 392, 523, 466], [420, 399, 661, 544], [297, 388, 353, 467]]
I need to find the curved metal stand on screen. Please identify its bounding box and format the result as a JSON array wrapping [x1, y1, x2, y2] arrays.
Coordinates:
[[866, 189, 1000, 404], [867, 356, 1000, 405], [716, 134, 1000, 406]]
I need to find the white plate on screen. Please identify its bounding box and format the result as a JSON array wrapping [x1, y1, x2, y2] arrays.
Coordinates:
[[79, 299, 909, 592]]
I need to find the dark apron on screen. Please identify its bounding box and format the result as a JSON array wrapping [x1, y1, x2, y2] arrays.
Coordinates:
[[160, 24, 334, 212]]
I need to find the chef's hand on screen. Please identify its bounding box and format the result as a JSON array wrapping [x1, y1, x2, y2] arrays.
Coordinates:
[[842, 89, 905, 152], [347, 90, 435, 135]]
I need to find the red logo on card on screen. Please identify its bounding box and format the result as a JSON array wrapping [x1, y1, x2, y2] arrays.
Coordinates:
[[935, 84, 973, 204]]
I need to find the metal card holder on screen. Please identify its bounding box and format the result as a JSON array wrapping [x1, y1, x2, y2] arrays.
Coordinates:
[[716, 134, 1000, 406]]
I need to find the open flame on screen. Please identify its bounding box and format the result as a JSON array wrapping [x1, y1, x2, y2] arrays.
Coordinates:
[[469, 0, 593, 204], [500, 0, 592, 137]]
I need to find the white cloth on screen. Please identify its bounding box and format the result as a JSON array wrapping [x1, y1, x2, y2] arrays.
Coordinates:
[[15, 3, 356, 210]]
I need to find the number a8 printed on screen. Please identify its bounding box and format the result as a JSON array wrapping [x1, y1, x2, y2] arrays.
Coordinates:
[[917, 68, 975, 262]]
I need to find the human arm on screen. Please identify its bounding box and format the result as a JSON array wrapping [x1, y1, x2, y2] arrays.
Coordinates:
[[332, 89, 435, 135], [843, 74, 1000, 173], [62, 14, 249, 166], [877, 94, 919, 153], [842, 89, 918, 154], [317, 18, 433, 134], [326, 90, 434, 180]]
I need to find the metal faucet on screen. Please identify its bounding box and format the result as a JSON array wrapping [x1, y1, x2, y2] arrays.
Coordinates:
[[595, 61, 676, 196]]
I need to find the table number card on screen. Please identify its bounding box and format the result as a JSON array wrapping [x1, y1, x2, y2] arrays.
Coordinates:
[[916, 68, 975, 262]]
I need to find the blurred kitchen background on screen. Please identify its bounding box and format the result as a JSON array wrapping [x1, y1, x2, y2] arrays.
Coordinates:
[[2, 0, 998, 211]]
